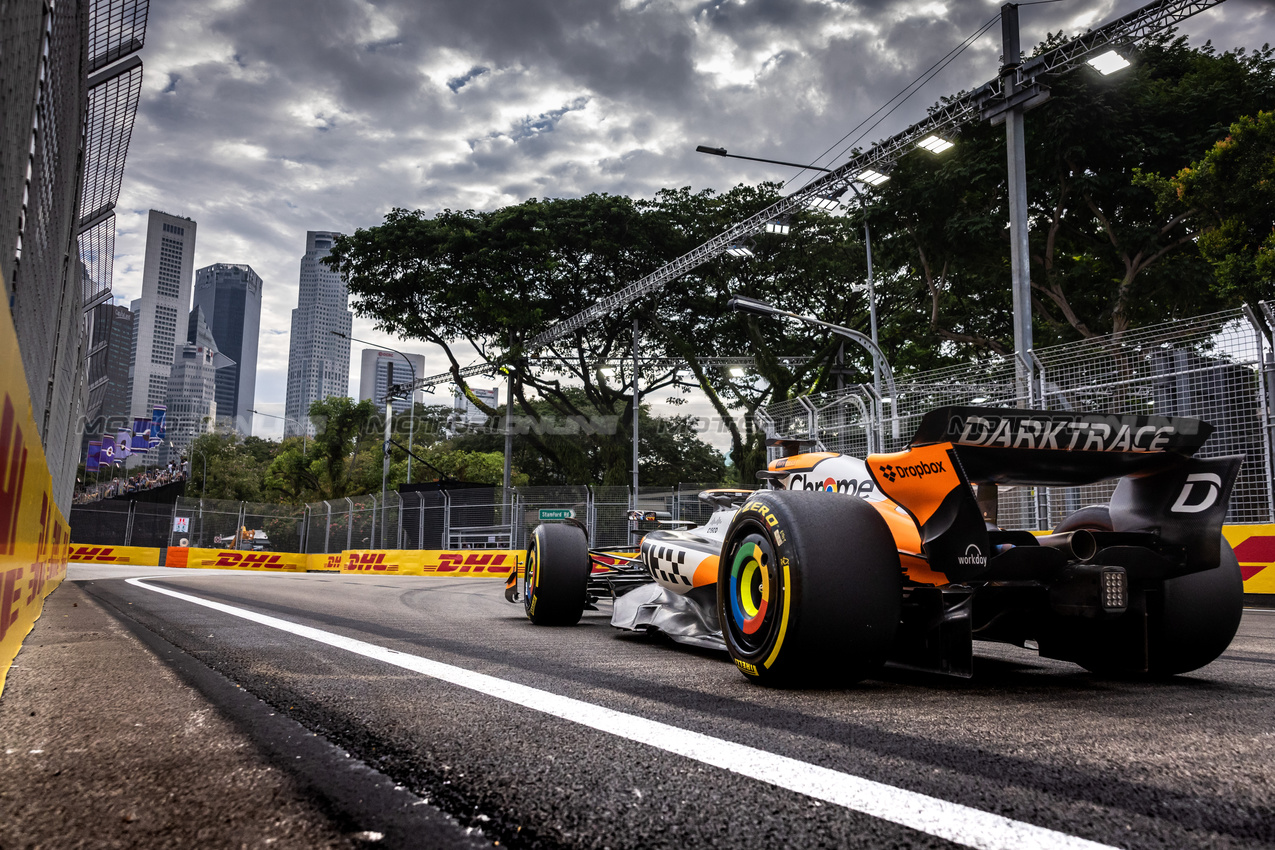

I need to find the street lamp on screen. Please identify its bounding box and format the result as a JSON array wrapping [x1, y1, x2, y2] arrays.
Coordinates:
[[728, 295, 898, 438], [332, 331, 419, 548], [330, 331, 419, 484], [250, 409, 306, 455]]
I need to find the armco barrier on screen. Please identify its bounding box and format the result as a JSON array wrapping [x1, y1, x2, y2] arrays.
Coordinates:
[[0, 283, 71, 696], [67, 545, 161, 566]]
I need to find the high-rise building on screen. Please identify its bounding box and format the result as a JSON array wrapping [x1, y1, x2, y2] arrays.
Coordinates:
[[130, 210, 197, 421], [358, 349, 425, 415], [284, 231, 351, 436], [192, 263, 262, 436], [164, 307, 234, 460], [82, 303, 134, 452]]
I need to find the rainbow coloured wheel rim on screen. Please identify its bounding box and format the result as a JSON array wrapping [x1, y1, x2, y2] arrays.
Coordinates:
[[522, 537, 540, 616], [725, 532, 780, 655]]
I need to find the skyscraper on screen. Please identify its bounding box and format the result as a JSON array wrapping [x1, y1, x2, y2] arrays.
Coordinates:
[[82, 303, 134, 453], [284, 231, 351, 436], [192, 263, 262, 436], [164, 307, 234, 460], [130, 210, 197, 421], [358, 349, 425, 415]]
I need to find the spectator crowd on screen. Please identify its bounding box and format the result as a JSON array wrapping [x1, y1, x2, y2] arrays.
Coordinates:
[[74, 460, 189, 504]]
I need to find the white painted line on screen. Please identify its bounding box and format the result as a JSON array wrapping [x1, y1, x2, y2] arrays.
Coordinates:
[[126, 577, 1117, 850]]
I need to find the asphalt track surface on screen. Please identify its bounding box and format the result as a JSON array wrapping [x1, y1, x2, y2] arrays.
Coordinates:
[[74, 565, 1275, 850]]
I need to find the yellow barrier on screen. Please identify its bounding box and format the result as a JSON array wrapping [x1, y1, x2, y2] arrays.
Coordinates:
[[1225, 524, 1275, 595], [307, 553, 344, 572], [173, 547, 308, 572], [0, 279, 70, 695], [340, 549, 522, 577], [68, 544, 161, 566]]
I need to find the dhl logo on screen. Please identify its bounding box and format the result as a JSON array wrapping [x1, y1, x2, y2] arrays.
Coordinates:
[[345, 553, 400, 572], [215, 552, 288, 569], [70, 545, 118, 562], [434, 553, 509, 574]]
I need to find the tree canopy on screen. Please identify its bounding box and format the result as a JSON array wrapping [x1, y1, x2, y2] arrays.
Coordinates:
[[326, 34, 1275, 482]]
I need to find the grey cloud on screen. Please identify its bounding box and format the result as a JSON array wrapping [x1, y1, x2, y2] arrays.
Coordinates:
[[109, 0, 1271, 415]]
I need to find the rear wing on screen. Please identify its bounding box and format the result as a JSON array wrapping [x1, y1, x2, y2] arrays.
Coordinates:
[[909, 406, 1213, 486]]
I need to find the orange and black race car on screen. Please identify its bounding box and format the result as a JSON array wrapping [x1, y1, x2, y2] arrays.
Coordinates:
[[506, 406, 1245, 685]]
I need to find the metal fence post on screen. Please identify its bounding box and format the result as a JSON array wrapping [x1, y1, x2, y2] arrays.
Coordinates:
[[370, 495, 377, 549], [442, 490, 451, 549], [396, 493, 403, 549], [322, 501, 331, 553], [417, 492, 425, 550], [124, 501, 136, 546], [345, 497, 354, 551]]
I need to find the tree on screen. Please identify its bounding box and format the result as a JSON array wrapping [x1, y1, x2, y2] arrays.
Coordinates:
[[265, 396, 379, 501], [872, 34, 1275, 350], [187, 432, 277, 502], [1139, 109, 1275, 307], [327, 189, 877, 481], [450, 391, 726, 487]]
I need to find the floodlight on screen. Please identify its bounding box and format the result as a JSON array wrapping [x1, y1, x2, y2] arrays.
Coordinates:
[[918, 135, 954, 154], [727, 295, 777, 316], [729, 367, 747, 377], [600, 367, 616, 377], [806, 195, 840, 212], [1087, 50, 1130, 75], [764, 219, 791, 235], [725, 243, 754, 258], [858, 169, 890, 186]]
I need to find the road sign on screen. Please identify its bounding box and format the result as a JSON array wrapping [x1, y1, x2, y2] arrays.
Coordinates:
[[538, 508, 575, 521]]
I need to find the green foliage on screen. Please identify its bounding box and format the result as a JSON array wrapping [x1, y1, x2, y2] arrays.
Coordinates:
[[450, 391, 726, 487], [873, 35, 1275, 348], [187, 432, 271, 502], [323, 36, 1274, 485], [1140, 110, 1275, 306]]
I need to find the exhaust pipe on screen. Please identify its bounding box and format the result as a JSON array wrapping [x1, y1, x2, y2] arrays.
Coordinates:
[[1037, 530, 1100, 563]]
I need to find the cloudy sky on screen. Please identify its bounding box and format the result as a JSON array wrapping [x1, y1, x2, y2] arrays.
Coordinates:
[[110, 0, 1273, 442]]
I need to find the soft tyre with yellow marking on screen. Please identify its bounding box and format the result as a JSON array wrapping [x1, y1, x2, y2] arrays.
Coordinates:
[[718, 491, 901, 686], [523, 523, 591, 626]]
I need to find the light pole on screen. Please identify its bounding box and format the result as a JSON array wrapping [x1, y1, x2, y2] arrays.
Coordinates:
[[190, 448, 207, 497], [250, 409, 306, 455], [333, 331, 419, 549], [696, 144, 899, 397], [330, 331, 418, 484], [728, 295, 899, 439]]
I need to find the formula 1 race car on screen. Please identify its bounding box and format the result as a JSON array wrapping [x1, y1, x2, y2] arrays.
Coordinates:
[[505, 407, 1244, 685]]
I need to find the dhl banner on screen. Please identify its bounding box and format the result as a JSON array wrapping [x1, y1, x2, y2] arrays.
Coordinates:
[[165, 547, 307, 572], [341, 549, 522, 577], [307, 553, 344, 572], [1226, 524, 1275, 595], [0, 278, 70, 696], [68, 545, 161, 566]]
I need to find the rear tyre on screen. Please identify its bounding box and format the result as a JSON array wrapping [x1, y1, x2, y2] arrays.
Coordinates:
[[718, 491, 901, 686], [1050, 506, 1242, 675], [523, 523, 591, 626]]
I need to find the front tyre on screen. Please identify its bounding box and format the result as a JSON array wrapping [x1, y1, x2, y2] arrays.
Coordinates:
[[719, 491, 901, 686], [524, 523, 591, 626]]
